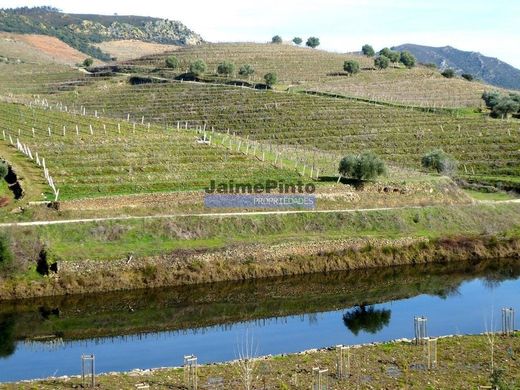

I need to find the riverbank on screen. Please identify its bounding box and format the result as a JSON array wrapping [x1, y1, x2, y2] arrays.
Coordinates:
[[1, 203, 520, 300], [4, 332, 519, 389]]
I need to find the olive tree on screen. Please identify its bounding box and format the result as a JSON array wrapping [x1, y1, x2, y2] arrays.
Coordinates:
[[338, 152, 387, 181], [271, 35, 282, 44], [421, 149, 458, 175], [361, 44, 375, 57], [306, 37, 320, 48], [292, 37, 302, 45], [441, 68, 455, 78], [374, 55, 390, 69], [239, 64, 255, 78], [399, 51, 416, 68], [189, 59, 207, 76], [82, 58, 93, 67], [165, 55, 179, 69], [263, 72, 277, 87], [343, 60, 360, 75], [217, 61, 235, 76]]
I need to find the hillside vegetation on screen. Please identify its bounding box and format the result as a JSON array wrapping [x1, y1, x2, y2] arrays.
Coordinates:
[[127, 43, 497, 107], [42, 79, 519, 181], [0, 6, 203, 60]]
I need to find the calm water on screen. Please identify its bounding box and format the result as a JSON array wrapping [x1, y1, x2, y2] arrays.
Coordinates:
[[0, 259, 519, 382]]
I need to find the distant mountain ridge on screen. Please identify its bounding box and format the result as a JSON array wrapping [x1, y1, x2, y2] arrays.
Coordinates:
[[0, 6, 203, 61], [393, 43, 520, 90]]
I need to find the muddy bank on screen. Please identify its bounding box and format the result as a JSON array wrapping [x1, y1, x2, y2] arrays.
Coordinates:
[[1, 233, 519, 301]]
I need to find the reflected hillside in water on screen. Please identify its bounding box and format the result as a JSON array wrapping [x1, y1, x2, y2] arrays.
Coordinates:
[[1, 258, 519, 358]]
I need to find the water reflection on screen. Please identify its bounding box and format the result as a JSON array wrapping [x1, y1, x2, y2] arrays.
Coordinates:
[[0, 258, 518, 369], [342, 305, 391, 335]]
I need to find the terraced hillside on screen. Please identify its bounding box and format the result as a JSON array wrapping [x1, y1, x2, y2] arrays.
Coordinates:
[[44, 80, 519, 181], [126, 43, 496, 107], [0, 101, 300, 200]]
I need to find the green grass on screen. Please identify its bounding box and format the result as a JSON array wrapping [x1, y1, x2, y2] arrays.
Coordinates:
[[5, 202, 520, 263], [463, 189, 516, 201]]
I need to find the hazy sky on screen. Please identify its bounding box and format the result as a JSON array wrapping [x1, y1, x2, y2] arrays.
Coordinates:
[[3, 0, 520, 68]]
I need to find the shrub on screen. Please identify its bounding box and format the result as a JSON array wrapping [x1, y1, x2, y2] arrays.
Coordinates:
[[491, 96, 520, 118], [217, 61, 235, 76], [338, 152, 387, 181], [399, 51, 416, 68], [238, 64, 255, 78], [482, 91, 501, 108], [379, 48, 399, 62], [292, 37, 302, 45], [264, 72, 277, 86], [165, 55, 179, 69], [361, 44, 375, 57], [374, 55, 390, 69], [0, 161, 8, 179], [423, 63, 438, 69], [189, 59, 207, 76], [343, 60, 360, 75], [0, 234, 13, 269], [421, 149, 458, 175], [461, 73, 474, 81], [482, 91, 520, 118], [82, 58, 93, 67], [306, 37, 320, 48], [441, 68, 455, 78], [271, 35, 282, 44]]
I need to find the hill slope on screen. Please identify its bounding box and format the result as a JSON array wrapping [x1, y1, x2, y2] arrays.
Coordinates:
[[393, 43, 520, 90], [126, 42, 496, 107], [0, 6, 203, 60], [0, 32, 91, 65]]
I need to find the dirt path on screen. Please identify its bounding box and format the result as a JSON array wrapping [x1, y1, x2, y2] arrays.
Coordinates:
[[0, 199, 518, 228]]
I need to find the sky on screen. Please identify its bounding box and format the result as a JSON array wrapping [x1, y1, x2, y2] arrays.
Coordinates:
[[2, 0, 520, 68]]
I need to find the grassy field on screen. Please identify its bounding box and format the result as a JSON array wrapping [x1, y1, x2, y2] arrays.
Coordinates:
[[6, 332, 520, 389], [3, 202, 519, 267]]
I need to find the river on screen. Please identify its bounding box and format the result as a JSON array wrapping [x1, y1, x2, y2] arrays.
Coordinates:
[[0, 258, 518, 382]]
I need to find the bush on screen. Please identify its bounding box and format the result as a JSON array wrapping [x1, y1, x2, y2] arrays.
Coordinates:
[[399, 51, 416, 68], [343, 60, 360, 75], [0, 161, 8, 179], [217, 61, 235, 76], [238, 64, 255, 78], [292, 37, 302, 45], [374, 55, 390, 69], [189, 59, 207, 76], [82, 58, 93, 67], [379, 48, 399, 63], [271, 35, 282, 44], [461, 73, 474, 81], [306, 37, 320, 48], [165, 55, 179, 69], [421, 149, 458, 175], [441, 68, 455, 78], [338, 152, 387, 181], [264, 72, 277, 86], [0, 234, 13, 269], [482, 91, 520, 118], [423, 63, 438, 69], [492, 96, 520, 118], [361, 44, 375, 57]]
